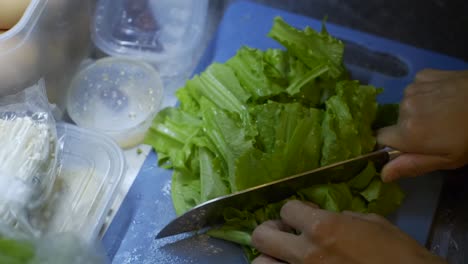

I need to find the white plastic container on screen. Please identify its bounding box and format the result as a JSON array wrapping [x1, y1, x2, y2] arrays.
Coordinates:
[[66, 57, 164, 149], [92, 0, 208, 95], [0, 0, 91, 109], [39, 123, 126, 242]]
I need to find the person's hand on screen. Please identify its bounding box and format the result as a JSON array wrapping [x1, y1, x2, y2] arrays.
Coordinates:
[[251, 200, 446, 264], [377, 69, 468, 182]]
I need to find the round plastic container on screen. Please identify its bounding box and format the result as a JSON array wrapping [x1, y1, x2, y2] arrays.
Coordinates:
[[66, 57, 164, 149], [92, 0, 208, 85]]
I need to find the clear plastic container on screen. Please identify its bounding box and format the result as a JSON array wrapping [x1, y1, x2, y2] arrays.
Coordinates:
[[38, 123, 126, 242], [66, 57, 164, 149], [92, 0, 208, 83], [0, 0, 91, 109]]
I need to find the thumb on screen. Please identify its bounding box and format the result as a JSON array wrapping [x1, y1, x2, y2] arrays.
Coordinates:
[[252, 254, 283, 264], [381, 153, 450, 182]]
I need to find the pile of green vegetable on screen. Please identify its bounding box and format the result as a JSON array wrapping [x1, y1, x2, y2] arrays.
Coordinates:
[[145, 17, 404, 260]]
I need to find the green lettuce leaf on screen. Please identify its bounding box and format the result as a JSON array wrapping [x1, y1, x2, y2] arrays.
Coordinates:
[[321, 80, 378, 166], [182, 63, 252, 127], [350, 196, 368, 213], [347, 162, 377, 191], [200, 98, 255, 192], [171, 170, 201, 216], [361, 178, 405, 216], [199, 147, 230, 202], [226, 47, 284, 100], [234, 102, 323, 191], [268, 16, 346, 78], [299, 183, 353, 212]]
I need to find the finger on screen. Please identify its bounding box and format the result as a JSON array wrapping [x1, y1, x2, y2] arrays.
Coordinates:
[[380, 153, 451, 182], [404, 81, 439, 98], [342, 211, 393, 227], [377, 123, 432, 153], [376, 125, 413, 152], [252, 254, 286, 264], [280, 201, 386, 256], [262, 219, 293, 233], [280, 200, 344, 245], [251, 220, 304, 263], [414, 68, 466, 83], [280, 200, 327, 233], [302, 201, 320, 209]]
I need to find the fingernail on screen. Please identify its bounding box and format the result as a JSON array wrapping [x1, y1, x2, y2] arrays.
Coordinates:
[[303, 201, 319, 209]]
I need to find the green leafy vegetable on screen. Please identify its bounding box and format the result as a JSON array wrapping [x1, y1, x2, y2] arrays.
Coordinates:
[[0, 237, 35, 263], [0, 232, 106, 264], [361, 178, 405, 216], [268, 17, 345, 78], [347, 162, 377, 191], [299, 183, 353, 212], [145, 16, 405, 261]]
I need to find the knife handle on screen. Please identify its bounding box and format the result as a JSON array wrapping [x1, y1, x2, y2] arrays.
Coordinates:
[[383, 147, 401, 161]]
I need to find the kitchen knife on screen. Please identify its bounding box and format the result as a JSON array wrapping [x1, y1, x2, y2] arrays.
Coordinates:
[[156, 147, 400, 239]]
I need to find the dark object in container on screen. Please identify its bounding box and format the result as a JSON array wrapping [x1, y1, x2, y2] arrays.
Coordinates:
[[112, 0, 163, 52]]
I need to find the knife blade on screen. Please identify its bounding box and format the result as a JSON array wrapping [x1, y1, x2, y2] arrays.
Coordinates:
[[156, 148, 400, 239]]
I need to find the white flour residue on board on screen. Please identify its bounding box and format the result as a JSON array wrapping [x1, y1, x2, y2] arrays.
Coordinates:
[[146, 233, 194, 264], [117, 248, 142, 264], [162, 180, 171, 196], [143, 227, 226, 263], [195, 234, 224, 255]]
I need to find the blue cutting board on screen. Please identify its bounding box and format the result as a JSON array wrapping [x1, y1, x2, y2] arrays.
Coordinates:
[[103, 1, 468, 263]]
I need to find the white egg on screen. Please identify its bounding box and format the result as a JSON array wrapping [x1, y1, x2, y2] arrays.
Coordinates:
[[0, 0, 31, 29]]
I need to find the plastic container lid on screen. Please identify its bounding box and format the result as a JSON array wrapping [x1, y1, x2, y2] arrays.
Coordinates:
[[40, 123, 126, 242], [92, 0, 208, 78], [66, 57, 164, 149]]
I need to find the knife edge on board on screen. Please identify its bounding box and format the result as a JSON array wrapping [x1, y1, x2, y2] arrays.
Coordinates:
[[156, 147, 400, 239]]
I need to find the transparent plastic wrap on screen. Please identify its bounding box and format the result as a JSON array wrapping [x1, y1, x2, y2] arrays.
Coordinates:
[[0, 80, 59, 235], [0, 223, 107, 264]]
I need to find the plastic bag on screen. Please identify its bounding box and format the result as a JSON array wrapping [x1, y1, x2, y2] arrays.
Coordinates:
[[0, 80, 59, 236]]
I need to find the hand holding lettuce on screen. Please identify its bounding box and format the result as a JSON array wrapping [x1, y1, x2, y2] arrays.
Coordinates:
[[145, 17, 404, 261]]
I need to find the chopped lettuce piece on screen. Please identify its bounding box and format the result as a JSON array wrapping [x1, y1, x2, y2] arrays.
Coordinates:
[[299, 183, 353, 212], [350, 196, 368, 213], [234, 103, 323, 191], [199, 147, 230, 202], [361, 178, 405, 216], [226, 47, 283, 100], [321, 80, 378, 166], [347, 162, 377, 191], [171, 170, 201, 216]]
